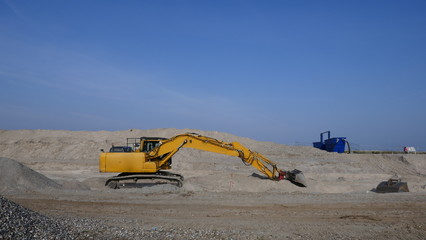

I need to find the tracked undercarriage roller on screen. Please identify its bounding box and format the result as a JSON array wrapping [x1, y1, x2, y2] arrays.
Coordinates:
[[106, 171, 184, 189]]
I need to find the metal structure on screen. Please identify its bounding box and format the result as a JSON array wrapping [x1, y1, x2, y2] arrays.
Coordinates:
[[313, 131, 350, 153]]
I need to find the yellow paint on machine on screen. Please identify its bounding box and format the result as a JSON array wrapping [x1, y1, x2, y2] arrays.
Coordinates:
[[99, 152, 157, 173]]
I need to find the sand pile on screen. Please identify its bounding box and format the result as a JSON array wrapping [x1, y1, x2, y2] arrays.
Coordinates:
[[0, 157, 61, 194], [0, 129, 325, 163]]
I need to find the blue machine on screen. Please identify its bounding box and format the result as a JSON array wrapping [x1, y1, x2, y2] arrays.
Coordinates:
[[313, 131, 349, 153]]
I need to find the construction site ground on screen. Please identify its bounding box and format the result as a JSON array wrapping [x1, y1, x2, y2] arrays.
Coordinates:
[[1, 129, 425, 239]]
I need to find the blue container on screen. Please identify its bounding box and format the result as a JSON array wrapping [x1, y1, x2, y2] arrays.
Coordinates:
[[313, 142, 325, 150], [324, 137, 346, 153], [313, 131, 346, 153]]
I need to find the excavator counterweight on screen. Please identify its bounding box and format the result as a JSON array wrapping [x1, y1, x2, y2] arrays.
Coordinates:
[[99, 133, 307, 188]]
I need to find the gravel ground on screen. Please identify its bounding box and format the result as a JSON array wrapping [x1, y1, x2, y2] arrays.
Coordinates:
[[1, 195, 72, 239], [0, 195, 240, 240]]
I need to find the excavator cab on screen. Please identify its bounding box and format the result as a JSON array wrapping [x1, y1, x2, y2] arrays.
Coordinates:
[[140, 137, 172, 168], [124, 137, 167, 153], [140, 137, 166, 152]]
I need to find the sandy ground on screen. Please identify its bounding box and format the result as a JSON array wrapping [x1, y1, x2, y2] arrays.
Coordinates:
[[1, 129, 426, 239]]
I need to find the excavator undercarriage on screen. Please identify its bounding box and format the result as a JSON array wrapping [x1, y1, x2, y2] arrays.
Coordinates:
[[105, 171, 184, 189]]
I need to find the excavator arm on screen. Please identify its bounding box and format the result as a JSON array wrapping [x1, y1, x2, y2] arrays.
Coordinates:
[[147, 133, 306, 187]]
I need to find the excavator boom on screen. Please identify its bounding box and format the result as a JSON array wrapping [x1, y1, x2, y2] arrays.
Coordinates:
[[99, 133, 306, 188]]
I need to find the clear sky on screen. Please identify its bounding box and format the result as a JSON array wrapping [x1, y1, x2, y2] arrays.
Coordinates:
[[1, 1, 425, 151]]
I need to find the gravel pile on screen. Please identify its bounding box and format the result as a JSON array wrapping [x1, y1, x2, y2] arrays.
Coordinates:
[[0, 157, 61, 194], [0, 195, 240, 240], [0, 195, 71, 239]]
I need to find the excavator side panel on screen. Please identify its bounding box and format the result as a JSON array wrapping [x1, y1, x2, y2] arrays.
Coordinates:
[[99, 152, 158, 173]]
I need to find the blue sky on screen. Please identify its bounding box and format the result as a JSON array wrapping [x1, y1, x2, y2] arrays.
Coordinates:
[[1, 1, 425, 151]]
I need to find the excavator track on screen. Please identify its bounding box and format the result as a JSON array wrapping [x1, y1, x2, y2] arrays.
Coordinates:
[[105, 171, 184, 189]]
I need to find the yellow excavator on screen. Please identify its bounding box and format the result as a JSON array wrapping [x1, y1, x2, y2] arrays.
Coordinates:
[[99, 133, 306, 189]]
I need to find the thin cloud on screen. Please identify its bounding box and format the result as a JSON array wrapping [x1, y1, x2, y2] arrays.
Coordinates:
[[2, 0, 31, 23]]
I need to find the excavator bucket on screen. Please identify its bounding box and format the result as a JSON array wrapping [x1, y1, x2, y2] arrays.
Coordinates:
[[283, 169, 307, 187], [375, 178, 409, 193]]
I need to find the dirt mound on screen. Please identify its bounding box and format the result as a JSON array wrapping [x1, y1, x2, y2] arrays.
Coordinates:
[[0, 157, 61, 194], [0, 129, 324, 163]]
